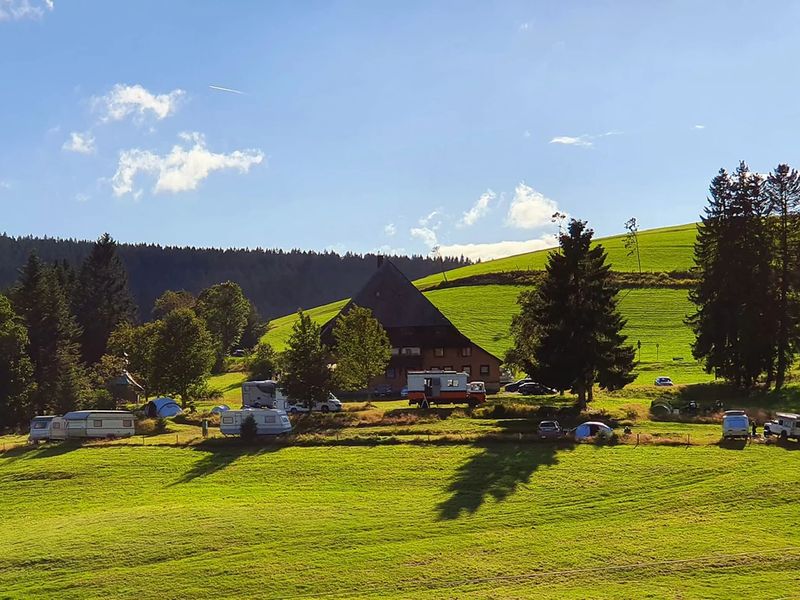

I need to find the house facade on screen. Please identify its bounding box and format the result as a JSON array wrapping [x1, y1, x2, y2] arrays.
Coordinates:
[[321, 258, 502, 393]]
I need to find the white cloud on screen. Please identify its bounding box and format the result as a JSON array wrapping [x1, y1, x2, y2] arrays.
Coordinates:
[[209, 84, 244, 95], [549, 130, 621, 148], [410, 226, 438, 249], [519, 22, 530, 31], [437, 235, 556, 261], [62, 131, 96, 154], [458, 190, 496, 227], [373, 244, 407, 256], [111, 132, 264, 197], [96, 84, 185, 123], [419, 210, 442, 228], [0, 0, 53, 21], [694, 124, 705, 129], [505, 182, 560, 229], [550, 135, 593, 147], [384, 223, 396, 236]]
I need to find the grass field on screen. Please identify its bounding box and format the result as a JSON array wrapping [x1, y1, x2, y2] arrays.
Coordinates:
[[413, 223, 698, 289], [2, 441, 798, 599]]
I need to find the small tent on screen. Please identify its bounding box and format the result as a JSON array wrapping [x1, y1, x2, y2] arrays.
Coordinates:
[[145, 397, 183, 418], [573, 421, 613, 440]]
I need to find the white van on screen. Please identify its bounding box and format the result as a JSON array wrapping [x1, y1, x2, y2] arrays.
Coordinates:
[[241, 380, 342, 413], [62, 410, 136, 439], [219, 408, 292, 436], [28, 415, 68, 443], [722, 410, 750, 439]]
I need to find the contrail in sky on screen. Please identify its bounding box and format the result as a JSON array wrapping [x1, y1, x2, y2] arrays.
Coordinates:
[[209, 84, 244, 95]]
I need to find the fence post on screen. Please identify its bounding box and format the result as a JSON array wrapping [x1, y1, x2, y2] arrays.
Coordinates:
[[687, 434, 690, 446], [636, 433, 640, 446]]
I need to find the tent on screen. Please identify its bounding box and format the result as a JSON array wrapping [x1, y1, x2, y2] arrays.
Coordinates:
[[145, 397, 183, 418], [210, 405, 230, 414], [573, 421, 613, 440]]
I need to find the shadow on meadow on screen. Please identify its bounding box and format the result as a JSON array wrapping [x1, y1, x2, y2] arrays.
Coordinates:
[[171, 439, 283, 484], [0, 440, 83, 463], [436, 440, 575, 520]]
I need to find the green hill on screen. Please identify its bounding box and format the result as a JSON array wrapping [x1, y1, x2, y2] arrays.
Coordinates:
[[263, 222, 708, 384]]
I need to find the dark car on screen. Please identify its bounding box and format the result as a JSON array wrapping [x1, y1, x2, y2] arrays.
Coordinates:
[[518, 382, 557, 396], [504, 378, 533, 393], [372, 384, 393, 398], [537, 420, 563, 440]]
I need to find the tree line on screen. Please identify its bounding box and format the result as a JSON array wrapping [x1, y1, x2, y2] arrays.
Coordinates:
[[690, 162, 800, 389], [0, 233, 469, 322]]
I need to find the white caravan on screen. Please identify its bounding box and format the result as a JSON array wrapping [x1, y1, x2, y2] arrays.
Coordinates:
[[62, 410, 136, 439], [722, 410, 750, 439], [219, 408, 292, 436], [28, 415, 68, 443]]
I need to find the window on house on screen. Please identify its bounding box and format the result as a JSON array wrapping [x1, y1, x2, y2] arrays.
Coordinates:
[[461, 347, 472, 357], [480, 364, 490, 375], [434, 347, 444, 357], [462, 365, 471, 375], [93, 420, 103, 427], [402, 347, 421, 356], [390, 347, 400, 356], [430, 366, 441, 371], [447, 379, 459, 387], [386, 367, 396, 379], [443, 366, 453, 371]]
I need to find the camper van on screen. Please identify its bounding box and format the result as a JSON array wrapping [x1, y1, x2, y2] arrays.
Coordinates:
[[764, 412, 800, 441], [219, 408, 292, 436], [407, 371, 487, 408], [28, 415, 68, 443], [241, 380, 342, 413], [62, 410, 136, 439], [722, 410, 750, 439]]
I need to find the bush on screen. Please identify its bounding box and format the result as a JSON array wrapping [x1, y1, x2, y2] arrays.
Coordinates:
[[240, 413, 258, 442], [155, 417, 168, 433], [247, 342, 277, 380]]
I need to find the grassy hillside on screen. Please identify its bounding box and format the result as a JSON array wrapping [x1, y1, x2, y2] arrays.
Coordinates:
[[2, 442, 798, 598], [414, 223, 697, 289], [263, 285, 709, 384]]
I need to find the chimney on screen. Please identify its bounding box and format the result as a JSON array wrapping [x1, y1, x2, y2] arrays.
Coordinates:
[[377, 255, 384, 269]]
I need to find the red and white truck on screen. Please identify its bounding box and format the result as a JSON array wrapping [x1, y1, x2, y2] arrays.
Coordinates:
[[407, 371, 487, 408]]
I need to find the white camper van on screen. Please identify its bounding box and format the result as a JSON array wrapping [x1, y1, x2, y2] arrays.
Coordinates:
[[28, 415, 68, 443], [219, 408, 292, 437], [722, 410, 750, 439], [241, 380, 342, 413], [62, 410, 136, 439]]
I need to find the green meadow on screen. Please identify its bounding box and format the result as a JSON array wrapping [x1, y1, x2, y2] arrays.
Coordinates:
[[2, 442, 798, 599]]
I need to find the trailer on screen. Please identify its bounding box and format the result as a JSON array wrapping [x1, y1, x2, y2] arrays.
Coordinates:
[[28, 415, 68, 443], [219, 408, 292, 437], [406, 371, 486, 408], [62, 410, 136, 439]]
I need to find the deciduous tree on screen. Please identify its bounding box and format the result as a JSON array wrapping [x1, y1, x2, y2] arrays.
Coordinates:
[[196, 282, 250, 372], [332, 306, 391, 397], [281, 310, 331, 408]]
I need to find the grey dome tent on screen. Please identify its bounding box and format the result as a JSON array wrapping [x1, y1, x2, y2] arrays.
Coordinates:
[[145, 397, 183, 418]]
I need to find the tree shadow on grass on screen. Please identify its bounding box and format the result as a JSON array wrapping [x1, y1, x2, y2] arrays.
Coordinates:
[[0, 440, 83, 463], [437, 440, 575, 520], [170, 439, 284, 484]]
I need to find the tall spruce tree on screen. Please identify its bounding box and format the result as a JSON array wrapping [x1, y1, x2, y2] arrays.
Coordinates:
[[0, 294, 34, 428], [690, 163, 776, 387], [763, 164, 800, 388], [74, 233, 136, 365], [281, 310, 332, 408], [13, 254, 88, 415], [509, 219, 635, 405]]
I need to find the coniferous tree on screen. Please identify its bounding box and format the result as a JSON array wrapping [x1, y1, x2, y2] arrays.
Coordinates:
[[281, 310, 332, 408], [690, 163, 776, 387], [763, 164, 800, 388], [0, 294, 34, 428], [74, 234, 136, 365], [13, 254, 88, 415], [509, 219, 635, 405]]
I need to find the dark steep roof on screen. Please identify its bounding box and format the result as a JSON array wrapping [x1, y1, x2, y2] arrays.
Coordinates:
[[321, 260, 500, 360]]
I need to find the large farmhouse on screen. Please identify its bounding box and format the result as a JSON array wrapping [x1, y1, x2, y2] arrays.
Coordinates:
[[321, 258, 502, 393]]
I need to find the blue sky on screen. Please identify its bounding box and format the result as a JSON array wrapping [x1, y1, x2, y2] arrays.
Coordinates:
[[2, 0, 799, 260]]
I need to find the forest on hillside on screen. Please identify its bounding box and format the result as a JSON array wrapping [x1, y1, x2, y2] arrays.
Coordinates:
[[0, 234, 469, 321]]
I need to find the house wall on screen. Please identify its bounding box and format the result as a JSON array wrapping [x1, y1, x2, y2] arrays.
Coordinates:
[[372, 343, 501, 394]]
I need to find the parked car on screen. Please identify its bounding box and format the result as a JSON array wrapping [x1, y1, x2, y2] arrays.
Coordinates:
[[518, 382, 557, 396], [372, 384, 393, 398], [763, 412, 800, 440], [504, 378, 532, 393], [231, 348, 246, 357], [654, 376, 674, 386], [499, 369, 514, 385], [400, 386, 408, 398], [286, 394, 343, 414], [537, 420, 563, 440]]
